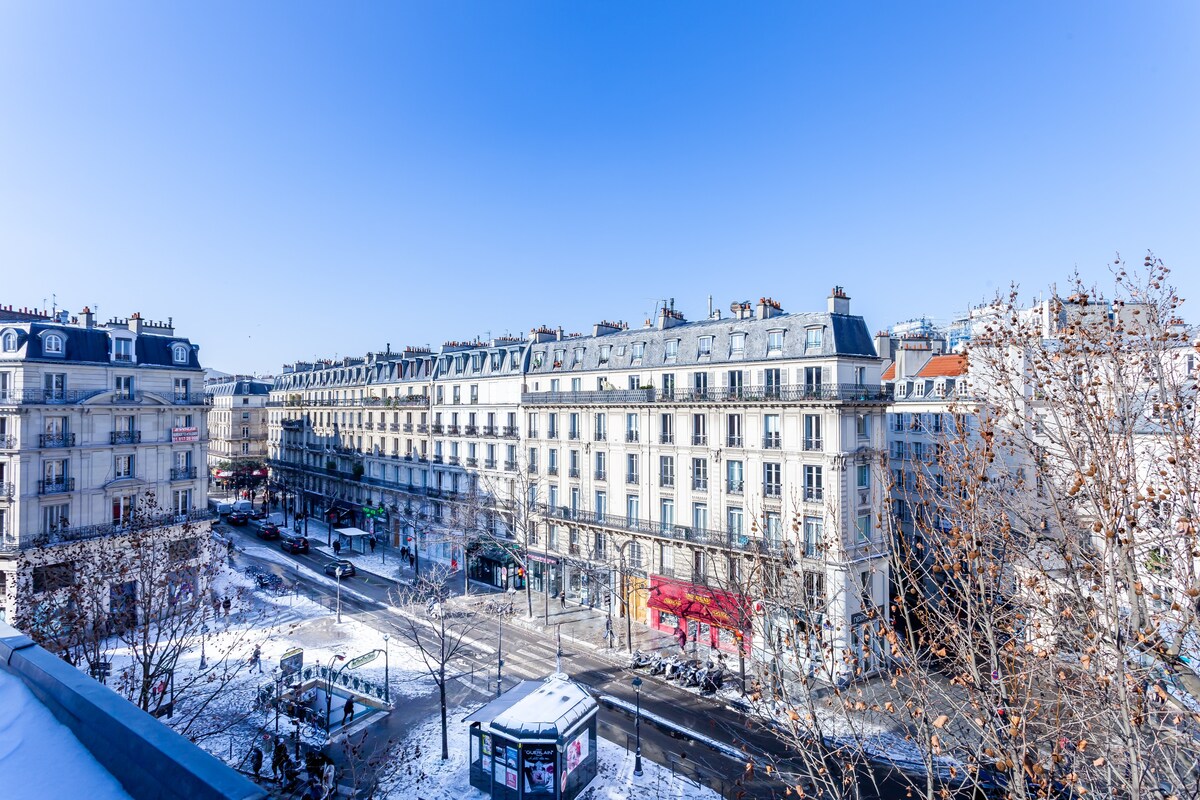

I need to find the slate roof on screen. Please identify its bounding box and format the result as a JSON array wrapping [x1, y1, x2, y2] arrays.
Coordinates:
[[0, 322, 202, 370], [525, 311, 878, 377], [206, 379, 272, 397]]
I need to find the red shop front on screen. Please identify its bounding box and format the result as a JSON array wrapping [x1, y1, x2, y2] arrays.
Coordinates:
[[647, 576, 751, 655]]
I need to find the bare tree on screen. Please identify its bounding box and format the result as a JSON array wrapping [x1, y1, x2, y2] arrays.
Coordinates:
[[389, 563, 486, 760]]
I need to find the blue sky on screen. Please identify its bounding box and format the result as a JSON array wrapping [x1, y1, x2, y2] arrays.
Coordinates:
[[1, 2, 1196, 374]]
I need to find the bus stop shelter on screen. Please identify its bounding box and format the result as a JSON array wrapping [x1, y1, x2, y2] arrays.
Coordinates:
[[333, 527, 373, 555]]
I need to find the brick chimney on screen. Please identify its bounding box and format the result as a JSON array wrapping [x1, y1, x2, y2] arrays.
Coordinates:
[[79, 307, 94, 328], [828, 287, 850, 315], [130, 312, 143, 335]]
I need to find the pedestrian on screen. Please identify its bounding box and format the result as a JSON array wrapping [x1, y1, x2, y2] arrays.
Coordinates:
[[222, 596, 232, 618], [251, 645, 263, 673], [369, 536, 376, 553], [271, 737, 288, 781], [343, 697, 355, 725], [250, 745, 264, 779], [559, 591, 566, 609], [408, 553, 415, 568], [333, 539, 342, 557], [321, 762, 336, 799]]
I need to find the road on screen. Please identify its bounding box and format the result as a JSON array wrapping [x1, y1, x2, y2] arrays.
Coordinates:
[[224, 520, 800, 799]]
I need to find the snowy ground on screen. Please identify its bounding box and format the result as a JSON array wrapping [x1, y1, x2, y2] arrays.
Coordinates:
[[89, 558, 434, 772], [380, 705, 723, 800]]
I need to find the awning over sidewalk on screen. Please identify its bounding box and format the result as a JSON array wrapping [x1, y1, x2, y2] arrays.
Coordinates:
[[648, 575, 750, 630]]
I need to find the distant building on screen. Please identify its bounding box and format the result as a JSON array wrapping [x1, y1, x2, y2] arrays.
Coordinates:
[[0, 305, 210, 623], [204, 376, 272, 472]]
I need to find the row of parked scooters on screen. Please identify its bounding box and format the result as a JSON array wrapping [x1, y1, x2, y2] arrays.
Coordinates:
[[629, 650, 726, 694]]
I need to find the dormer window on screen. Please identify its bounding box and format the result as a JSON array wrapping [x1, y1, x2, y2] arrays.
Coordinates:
[[730, 333, 746, 356], [698, 336, 713, 357], [767, 330, 784, 356], [572, 347, 584, 366], [599, 345, 611, 364], [553, 348, 565, 367], [1, 331, 16, 351], [664, 340, 679, 361], [631, 342, 645, 362], [533, 352, 545, 369], [490, 353, 501, 370], [43, 333, 64, 355], [804, 327, 824, 351], [171, 344, 188, 364], [114, 338, 133, 362]]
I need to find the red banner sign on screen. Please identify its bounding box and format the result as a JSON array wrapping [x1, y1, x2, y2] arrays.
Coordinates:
[[647, 576, 750, 630]]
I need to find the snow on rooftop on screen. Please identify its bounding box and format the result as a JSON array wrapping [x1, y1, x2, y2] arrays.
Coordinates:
[[0, 668, 132, 800]]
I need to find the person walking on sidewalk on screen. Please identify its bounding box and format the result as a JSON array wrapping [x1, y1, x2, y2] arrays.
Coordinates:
[[249, 745, 263, 779], [559, 591, 566, 609], [343, 697, 355, 725]]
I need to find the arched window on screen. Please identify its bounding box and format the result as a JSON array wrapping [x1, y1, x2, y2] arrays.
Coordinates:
[[1, 331, 16, 351], [44, 334, 63, 354], [173, 344, 189, 363]]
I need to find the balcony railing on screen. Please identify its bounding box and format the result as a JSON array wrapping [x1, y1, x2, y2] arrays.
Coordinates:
[[568, 468, 580, 478], [524, 385, 891, 405], [110, 431, 141, 445], [417, 424, 429, 433], [170, 466, 197, 480], [39, 433, 76, 448], [626, 473, 639, 485], [764, 483, 782, 498], [726, 435, 743, 448], [763, 434, 782, 449], [660, 476, 675, 488], [389, 423, 401, 432], [528, 464, 539, 475], [447, 425, 461, 435], [804, 487, 824, 502], [594, 470, 607, 481], [568, 431, 580, 440], [172, 392, 209, 405], [431, 424, 444, 434], [533, 504, 788, 556], [502, 426, 519, 438], [0, 482, 13, 498], [403, 423, 414, 432], [466, 457, 478, 467], [465, 425, 478, 435], [0, 508, 215, 552], [659, 433, 674, 445], [692, 478, 708, 490], [364, 422, 375, 430], [485, 459, 497, 469], [626, 431, 639, 443], [482, 425, 497, 436], [0, 435, 14, 449], [547, 429, 559, 440], [3, 389, 106, 405], [39, 478, 75, 494], [547, 466, 558, 476], [504, 461, 517, 471], [594, 431, 607, 442], [692, 433, 707, 446], [727, 479, 744, 494], [803, 438, 823, 451]]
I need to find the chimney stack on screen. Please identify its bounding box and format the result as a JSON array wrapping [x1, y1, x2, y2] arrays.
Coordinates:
[[828, 287, 850, 315], [130, 312, 143, 335], [79, 307, 94, 328]]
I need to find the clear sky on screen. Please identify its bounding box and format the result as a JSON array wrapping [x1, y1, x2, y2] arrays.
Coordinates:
[[1, 2, 1197, 375]]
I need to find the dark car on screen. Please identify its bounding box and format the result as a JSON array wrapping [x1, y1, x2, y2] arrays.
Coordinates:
[[254, 572, 285, 592], [324, 559, 355, 578], [280, 534, 309, 554], [250, 508, 268, 520], [227, 511, 250, 526], [255, 523, 281, 540]]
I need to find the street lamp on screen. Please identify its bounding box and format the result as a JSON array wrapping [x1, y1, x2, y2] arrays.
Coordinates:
[[272, 667, 282, 733], [382, 634, 390, 705], [324, 654, 347, 732], [632, 676, 643, 777], [199, 621, 209, 670], [335, 567, 344, 624]]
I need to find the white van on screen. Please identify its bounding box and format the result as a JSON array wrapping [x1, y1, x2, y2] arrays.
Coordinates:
[[232, 500, 253, 514]]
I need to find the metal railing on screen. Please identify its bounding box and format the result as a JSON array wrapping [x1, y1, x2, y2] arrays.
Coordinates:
[[502, 425, 519, 438], [727, 479, 744, 494], [171, 393, 209, 405], [170, 466, 198, 481], [39, 433, 76, 448], [2, 389, 107, 405], [594, 470, 607, 481], [626, 431, 639, 443], [659, 433, 674, 444], [522, 384, 891, 405], [0, 482, 13, 498], [39, 478, 74, 494], [0, 435, 14, 448], [692, 433, 707, 446], [0, 508, 215, 552], [763, 434, 782, 449], [110, 431, 142, 445]]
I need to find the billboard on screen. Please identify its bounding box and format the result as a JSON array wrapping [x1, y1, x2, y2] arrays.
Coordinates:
[[171, 426, 199, 443]]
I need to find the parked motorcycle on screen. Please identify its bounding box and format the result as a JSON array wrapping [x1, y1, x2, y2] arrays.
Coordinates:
[[629, 650, 654, 669]]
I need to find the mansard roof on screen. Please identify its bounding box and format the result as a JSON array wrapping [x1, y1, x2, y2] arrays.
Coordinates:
[[0, 322, 202, 370]]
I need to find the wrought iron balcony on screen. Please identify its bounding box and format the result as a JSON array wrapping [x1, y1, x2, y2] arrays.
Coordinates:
[[727, 479, 744, 494], [502, 425, 519, 438], [0, 435, 14, 449], [504, 461, 517, 471], [110, 431, 141, 445], [389, 423, 401, 432], [626, 473, 639, 485], [0, 509, 215, 552], [38, 478, 75, 494], [659, 433, 674, 444], [594, 470, 607, 481], [172, 392, 209, 405], [547, 466, 558, 476], [5, 389, 106, 405], [403, 423, 414, 432], [594, 431, 607, 442], [726, 435, 743, 448], [417, 423, 429, 433], [660, 476, 675, 488], [431, 424, 444, 434], [764, 483, 782, 498], [0, 482, 13, 498], [466, 457, 478, 467], [464, 425, 478, 435], [625, 431, 639, 443], [485, 459, 497, 469], [692, 433, 707, 446], [482, 425, 497, 436], [568, 467, 580, 478], [364, 422, 375, 430], [763, 434, 782, 449], [39, 433, 76, 448], [170, 466, 197, 481], [803, 487, 824, 502], [803, 438, 823, 451], [447, 425, 460, 435], [692, 478, 708, 490]]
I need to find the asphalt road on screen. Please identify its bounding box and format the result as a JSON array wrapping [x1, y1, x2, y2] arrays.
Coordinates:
[[224, 521, 799, 799]]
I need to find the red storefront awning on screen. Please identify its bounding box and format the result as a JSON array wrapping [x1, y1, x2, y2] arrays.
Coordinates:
[[647, 576, 750, 630], [252, 469, 267, 477], [214, 470, 233, 478]]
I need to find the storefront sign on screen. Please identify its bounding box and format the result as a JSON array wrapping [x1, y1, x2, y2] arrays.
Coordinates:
[[648, 576, 750, 630], [345, 651, 378, 670], [527, 553, 559, 565], [171, 426, 199, 443]]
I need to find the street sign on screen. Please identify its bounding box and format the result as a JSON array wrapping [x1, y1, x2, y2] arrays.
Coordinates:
[[345, 651, 379, 670]]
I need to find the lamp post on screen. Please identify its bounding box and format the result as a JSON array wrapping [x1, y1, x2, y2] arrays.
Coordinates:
[[632, 676, 643, 777], [496, 614, 504, 698], [199, 621, 209, 670], [382, 634, 390, 705], [273, 667, 282, 733], [335, 567, 344, 624], [324, 654, 346, 732]]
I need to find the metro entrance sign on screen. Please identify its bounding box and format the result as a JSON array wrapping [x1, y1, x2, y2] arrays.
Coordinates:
[[345, 651, 379, 670]]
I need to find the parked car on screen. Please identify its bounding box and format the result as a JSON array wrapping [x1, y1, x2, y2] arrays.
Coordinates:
[[324, 559, 355, 578], [280, 534, 309, 554], [250, 508, 268, 520], [255, 522, 281, 540], [227, 511, 250, 526]]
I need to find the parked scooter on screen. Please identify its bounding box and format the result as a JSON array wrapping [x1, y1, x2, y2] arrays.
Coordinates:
[[700, 665, 725, 694], [629, 650, 654, 669], [649, 653, 669, 676]]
